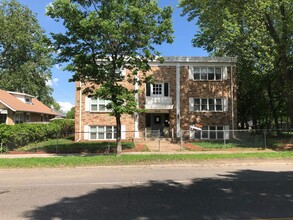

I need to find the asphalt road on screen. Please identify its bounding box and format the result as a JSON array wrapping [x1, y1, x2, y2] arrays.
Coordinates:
[[0, 160, 293, 220]]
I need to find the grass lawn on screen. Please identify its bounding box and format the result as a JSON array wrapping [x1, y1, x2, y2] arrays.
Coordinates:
[[14, 139, 135, 154], [190, 135, 292, 150], [0, 152, 293, 168]]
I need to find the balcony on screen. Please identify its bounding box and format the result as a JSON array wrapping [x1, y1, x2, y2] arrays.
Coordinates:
[[145, 97, 173, 110]]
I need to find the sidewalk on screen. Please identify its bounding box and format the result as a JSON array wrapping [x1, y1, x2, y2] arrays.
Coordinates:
[[0, 149, 275, 158]]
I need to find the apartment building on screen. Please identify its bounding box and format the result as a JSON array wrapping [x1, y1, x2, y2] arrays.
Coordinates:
[[75, 56, 237, 141]]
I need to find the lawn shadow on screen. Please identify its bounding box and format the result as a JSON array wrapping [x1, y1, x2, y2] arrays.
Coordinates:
[[24, 170, 293, 219]]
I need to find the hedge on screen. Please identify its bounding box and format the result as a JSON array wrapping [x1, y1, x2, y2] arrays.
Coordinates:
[[0, 119, 74, 149]]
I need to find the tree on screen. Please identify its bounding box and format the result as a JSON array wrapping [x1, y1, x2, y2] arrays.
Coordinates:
[[66, 107, 75, 119], [0, 0, 54, 106], [46, 0, 173, 153], [180, 0, 293, 128]]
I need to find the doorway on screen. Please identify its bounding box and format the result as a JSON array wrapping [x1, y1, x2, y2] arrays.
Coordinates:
[[145, 113, 170, 137]]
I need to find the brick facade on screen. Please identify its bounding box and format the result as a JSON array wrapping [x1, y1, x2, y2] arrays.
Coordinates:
[[75, 56, 237, 141]]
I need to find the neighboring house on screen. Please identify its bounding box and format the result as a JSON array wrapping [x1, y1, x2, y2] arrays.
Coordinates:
[[75, 56, 237, 141], [0, 90, 57, 124]]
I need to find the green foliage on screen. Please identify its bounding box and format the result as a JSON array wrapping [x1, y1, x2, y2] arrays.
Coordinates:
[[46, 0, 173, 152], [66, 107, 75, 119], [0, 119, 74, 149], [0, 0, 54, 106], [180, 0, 293, 128]]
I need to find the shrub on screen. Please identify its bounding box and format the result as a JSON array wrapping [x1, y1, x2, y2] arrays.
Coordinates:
[[0, 119, 75, 149]]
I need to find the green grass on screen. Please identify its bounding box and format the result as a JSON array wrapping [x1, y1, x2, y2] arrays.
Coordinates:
[[0, 152, 293, 168], [192, 136, 290, 150], [15, 139, 134, 154]]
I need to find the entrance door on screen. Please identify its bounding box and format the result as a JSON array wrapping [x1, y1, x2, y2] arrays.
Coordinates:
[[145, 113, 170, 137]]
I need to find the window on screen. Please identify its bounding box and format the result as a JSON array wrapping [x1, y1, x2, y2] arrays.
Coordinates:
[[192, 98, 225, 112], [195, 125, 227, 139], [90, 126, 116, 140], [146, 83, 169, 97], [14, 113, 24, 124], [90, 98, 111, 112], [0, 114, 7, 124], [191, 66, 223, 81]]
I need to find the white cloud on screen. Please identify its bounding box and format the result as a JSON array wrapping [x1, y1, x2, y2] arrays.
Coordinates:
[[58, 102, 74, 113], [46, 78, 59, 87]]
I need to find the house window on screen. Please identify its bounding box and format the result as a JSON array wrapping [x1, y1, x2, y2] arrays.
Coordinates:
[[90, 126, 116, 140], [90, 98, 111, 112], [0, 114, 7, 124], [196, 125, 226, 139], [14, 113, 25, 124], [146, 83, 169, 97], [193, 66, 222, 80], [193, 98, 224, 112]]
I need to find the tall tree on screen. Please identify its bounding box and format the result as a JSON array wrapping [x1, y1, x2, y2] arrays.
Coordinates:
[[180, 0, 293, 128], [46, 0, 173, 153], [0, 0, 54, 105]]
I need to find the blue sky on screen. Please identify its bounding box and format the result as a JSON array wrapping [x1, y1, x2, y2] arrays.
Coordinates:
[[18, 0, 208, 112]]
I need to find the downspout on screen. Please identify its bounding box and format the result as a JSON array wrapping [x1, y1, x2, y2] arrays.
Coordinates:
[[77, 81, 82, 142], [231, 65, 235, 133], [176, 63, 181, 138]]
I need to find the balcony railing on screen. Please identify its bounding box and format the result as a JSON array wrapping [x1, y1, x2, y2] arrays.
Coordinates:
[[145, 97, 173, 110]]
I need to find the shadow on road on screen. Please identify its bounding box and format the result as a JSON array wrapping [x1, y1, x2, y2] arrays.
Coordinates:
[[24, 170, 293, 219]]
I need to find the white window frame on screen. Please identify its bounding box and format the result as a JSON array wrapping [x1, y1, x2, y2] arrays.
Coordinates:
[[89, 126, 117, 140], [197, 125, 229, 140], [192, 98, 227, 112], [89, 97, 111, 112], [189, 66, 228, 81], [150, 83, 166, 97]]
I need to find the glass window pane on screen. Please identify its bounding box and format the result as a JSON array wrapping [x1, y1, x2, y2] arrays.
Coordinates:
[[201, 67, 207, 80], [98, 127, 105, 132], [90, 133, 97, 139], [99, 99, 105, 104], [215, 68, 222, 80], [193, 67, 200, 80], [106, 133, 112, 139], [90, 126, 97, 132], [216, 99, 222, 111], [99, 104, 106, 111], [98, 133, 104, 139], [91, 104, 97, 111], [91, 98, 97, 104], [217, 126, 224, 139], [201, 99, 208, 111], [209, 99, 215, 111], [193, 73, 200, 80], [208, 67, 214, 80]]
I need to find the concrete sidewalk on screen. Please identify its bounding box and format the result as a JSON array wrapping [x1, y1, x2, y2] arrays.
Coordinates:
[[0, 149, 275, 158]]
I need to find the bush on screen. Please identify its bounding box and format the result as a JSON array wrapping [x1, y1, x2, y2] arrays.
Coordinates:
[[0, 119, 75, 149]]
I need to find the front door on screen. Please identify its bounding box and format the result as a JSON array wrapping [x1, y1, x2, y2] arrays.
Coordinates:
[[145, 113, 170, 137]]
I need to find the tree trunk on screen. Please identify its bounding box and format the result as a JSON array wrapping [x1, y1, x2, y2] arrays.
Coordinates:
[[115, 114, 122, 155]]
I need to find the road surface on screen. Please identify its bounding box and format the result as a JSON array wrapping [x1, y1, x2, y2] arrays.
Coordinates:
[[0, 160, 292, 219]]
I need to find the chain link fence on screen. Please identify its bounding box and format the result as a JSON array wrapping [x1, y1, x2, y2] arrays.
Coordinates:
[[181, 129, 293, 149]]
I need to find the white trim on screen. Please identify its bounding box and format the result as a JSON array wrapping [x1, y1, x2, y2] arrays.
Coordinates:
[[188, 66, 193, 79], [222, 66, 228, 80], [121, 125, 126, 140], [84, 125, 89, 140], [224, 125, 230, 139], [223, 98, 228, 112], [189, 97, 194, 112], [176, 64, 181, 137], [0, 100, 16, 112]]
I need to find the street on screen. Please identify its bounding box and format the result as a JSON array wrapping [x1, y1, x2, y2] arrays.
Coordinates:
[[0, 160, 293, 219]]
